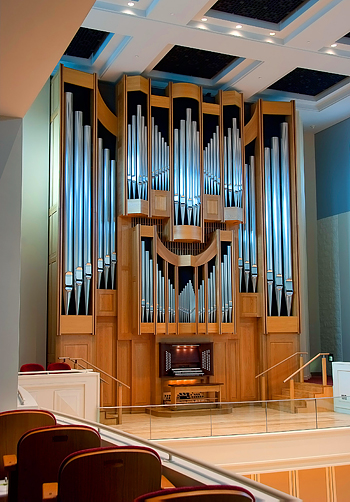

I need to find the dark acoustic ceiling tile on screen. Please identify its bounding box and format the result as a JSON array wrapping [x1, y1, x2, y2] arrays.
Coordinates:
[[211, 0, 307, 24], [65, 27, 110, 59], [268, 68, 347, 96], [153, 45, 238, 79]]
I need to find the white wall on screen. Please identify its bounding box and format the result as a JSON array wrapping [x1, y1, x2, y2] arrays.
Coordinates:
[[19, 80, 50, 367], [303, 132, 321, 368], [0, 117, 22, 411]]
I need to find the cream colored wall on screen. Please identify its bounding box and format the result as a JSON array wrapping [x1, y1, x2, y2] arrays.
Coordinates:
[[0, 117, 22, 411], [19, 80, 50, 367]]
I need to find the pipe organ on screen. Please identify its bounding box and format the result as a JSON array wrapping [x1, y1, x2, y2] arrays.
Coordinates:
[[48, 68, 301, 410]]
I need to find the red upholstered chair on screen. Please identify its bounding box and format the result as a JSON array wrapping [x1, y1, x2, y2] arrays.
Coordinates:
[[43, 446, 162, 502], [134, 485, 255, 502], [47, 362, 71, 371], [10, 425, 100, 502], [0, 409, 56, 480], [20, 363, 45, 372]]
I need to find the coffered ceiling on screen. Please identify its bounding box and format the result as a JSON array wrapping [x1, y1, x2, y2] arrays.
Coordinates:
[[2, 0, 350, 132]]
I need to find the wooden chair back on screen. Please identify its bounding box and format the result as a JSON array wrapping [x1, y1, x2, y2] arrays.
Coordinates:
[[0, 409, 56, 479], [16, 425, 100, 502], [134, 485, 255, 501], [58, 446, 162, 502]]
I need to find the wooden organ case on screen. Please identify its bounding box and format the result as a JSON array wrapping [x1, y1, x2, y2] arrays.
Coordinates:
[[48, 67, 301, 408]]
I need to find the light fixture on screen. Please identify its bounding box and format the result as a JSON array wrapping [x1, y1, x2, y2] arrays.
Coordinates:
[[128, 1, 134, 6], [201, 17, 208, 21], [236, 24, 242, 29], [331, 43, 337, 47], [269, 32, 276, 36]]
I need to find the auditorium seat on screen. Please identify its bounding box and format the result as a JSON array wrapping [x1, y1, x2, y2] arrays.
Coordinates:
[[8, 425, 100, 502], [19, 363, 45, 372], [134, 485, 255, 501], [47, 362, 71, 371], [0, 409, 56, 480], [42, 446, 162, 502]]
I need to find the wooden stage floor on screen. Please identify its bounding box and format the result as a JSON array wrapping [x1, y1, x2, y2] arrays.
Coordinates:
[[111, 402, 350, 440]]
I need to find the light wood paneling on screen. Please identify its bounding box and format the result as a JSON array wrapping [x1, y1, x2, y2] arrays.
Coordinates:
[[213, 341, 227, 400], [202, 102, 220, 115], [258, 471, 293, 495], [96, 320, 116, 406], [240, 320, 258, 400], [60, 316, 93, 334], [267, 316, 299, 333], [150, 95, 170, 108], [296, 467, 330, 502], [117, 341, 131, 406], [62, 66, 94, 89], [203, 194, 222, 221], [151, 190, 171, 218], [227, 340, 239, 401], [333, 464, 350, 502], [57, 335, 94, 364], [266, 334, 299, 398], [96, 290, 117, 316], [126, 75, 149, 94], [240, 293, 262, 317], [172, 83, 201, 101], [173, 225, 202, 242], [97, 89, 117, 136], [127, 198, 149, 216], [262, 101, 292, 116], [132, 340, 151, 406]]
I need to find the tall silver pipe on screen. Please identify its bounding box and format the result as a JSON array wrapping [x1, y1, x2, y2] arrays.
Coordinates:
[[127, 124, 132, 199], [64, 92, 74, 315], [228, 245, 233, 322], [238, 225, 243, 292], [174, 129, 179, 225], [180, 120, 186, 225], [216, 126, 220, 195], [186, 109, 192, 225], [213, 265, 216, 323], [243, 164, 250, 291], [249, 157, 258, 293], [223, 137, 228, 206], [149, 257, 153, 322], [97, 139, 104, 289], [141, 240, 145, 322], [136, 105, 142, 199], [281, 122, 293, 316], [151, 118, 155, 190], [227, 128, 233, 207], [131, 115, 137, 199], [83, 125, 92, 314], [74, 111, 84, 314], [264, 148, 274, 316], [145, 249, 150, 322], [103, 149, 111, 287], [271, 137, 283, 316], [110, 159, 116, 289]]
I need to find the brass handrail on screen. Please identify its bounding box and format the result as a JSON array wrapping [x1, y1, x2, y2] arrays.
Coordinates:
[[284, 352, 330, 383], [59, 356, 130, 388], [255, 352, 308, 379]]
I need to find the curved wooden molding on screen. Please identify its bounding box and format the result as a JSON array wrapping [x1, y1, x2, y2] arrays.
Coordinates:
[[172, 83, 201, 101], [97, 89, 117, 136], [156, 232, 217, 267], [222, 90, 242, 108], [262, 100, 293, 116], [173, 225, 202, 242], [62, 65, 94, 89], [244, 106, 259, 146]]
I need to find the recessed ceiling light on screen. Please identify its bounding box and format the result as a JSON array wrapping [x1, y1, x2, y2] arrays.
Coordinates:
[[201, 17, 207, 21], [270, 32, 276, 36], [236, 24, 242, 29], [128, 1, 134, 6], [331, 43, 337, 47]]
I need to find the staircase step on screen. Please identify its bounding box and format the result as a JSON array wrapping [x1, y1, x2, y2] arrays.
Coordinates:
[[281, 388, 322, 399], [295, 382, 325, 392]]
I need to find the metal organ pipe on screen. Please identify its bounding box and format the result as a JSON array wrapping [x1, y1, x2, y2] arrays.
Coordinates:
[[221, 244, 233, 323], [110, 159, 117, 289], [174, 108, 201, 226], [281, 123, 293, 316], [83, 125, 92, 314], [223, 118, 242, 208], [97, 139, 104, 289], [127, 105, 148, 200], [63, 92, 74, 315], [271, 136, 283, 316], [204, 126, 220, 197], [238, 158, 258, 294], [264, 148, 273, 316], [103, 149, 111, 286]]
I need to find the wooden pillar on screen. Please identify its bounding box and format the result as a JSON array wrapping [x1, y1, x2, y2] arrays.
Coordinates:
[[299, 355, 304, 383], [322, 356, 327, 387], [290, 378, 295, 414]]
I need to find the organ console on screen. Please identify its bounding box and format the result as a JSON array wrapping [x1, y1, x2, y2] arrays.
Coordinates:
[[48, 66, 301, 409]]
